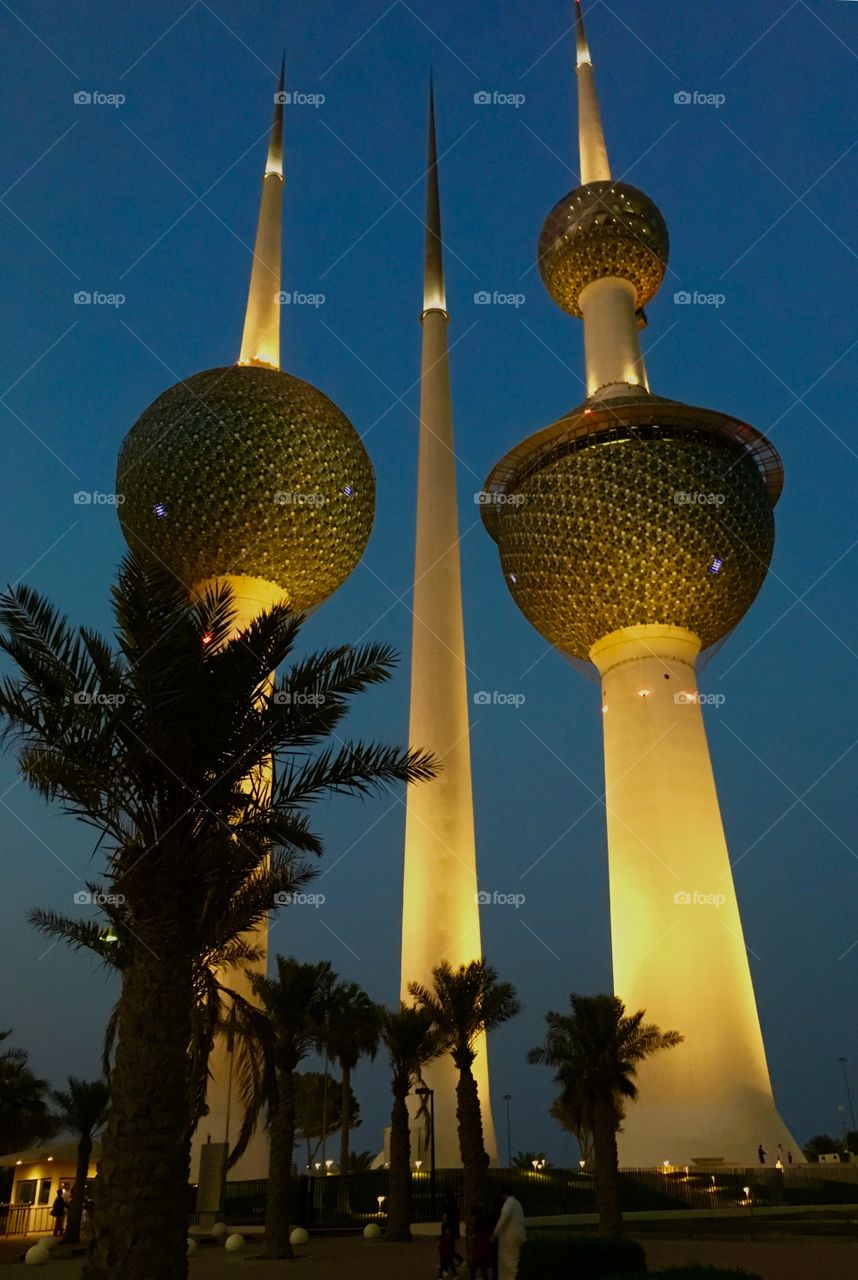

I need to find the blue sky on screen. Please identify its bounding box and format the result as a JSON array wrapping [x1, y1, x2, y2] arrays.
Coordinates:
[[0, 0, 856, 1163]]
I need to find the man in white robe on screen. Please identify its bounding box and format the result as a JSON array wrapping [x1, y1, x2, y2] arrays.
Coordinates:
[[492, 1188, 526, 1280]]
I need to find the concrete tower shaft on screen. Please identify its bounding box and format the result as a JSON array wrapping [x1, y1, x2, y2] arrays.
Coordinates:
[[399, 84, 497, 1168], [481, 1, 798, 1165]]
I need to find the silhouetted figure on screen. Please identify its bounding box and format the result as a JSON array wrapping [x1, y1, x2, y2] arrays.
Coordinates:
[[468, 1208, 494, 1279], [757, 1144, 766, 1165], [50, 1190, 67, 1238], [492, 1187, 526, 1280]]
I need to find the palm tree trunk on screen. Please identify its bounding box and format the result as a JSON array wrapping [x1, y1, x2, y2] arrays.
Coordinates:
[[82, 948, 194, 1280], [65, 1136, 92, 1245], [265, 1067, 296, 1259], [593, 1097, 622, 1237], [385, 1086, 411, 1242], [456, 1058, 489, 1228], [339, 1064, 351, 1174]]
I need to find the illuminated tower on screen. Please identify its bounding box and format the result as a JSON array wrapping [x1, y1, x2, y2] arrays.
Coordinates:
[[115, 63, 375, 1183], [481, 3, 799, 1165], [400, 85, 497, 1167]]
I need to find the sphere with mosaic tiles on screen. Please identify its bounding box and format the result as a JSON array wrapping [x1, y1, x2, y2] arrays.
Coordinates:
[[116, 365, 374, 610], [481, 397, 780, 661], [538, 181, 669, 317]]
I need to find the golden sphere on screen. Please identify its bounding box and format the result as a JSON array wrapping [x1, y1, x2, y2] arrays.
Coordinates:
[[116, 365, 374, 611]]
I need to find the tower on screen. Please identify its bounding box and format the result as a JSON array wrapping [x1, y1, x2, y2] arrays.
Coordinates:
[[115, 63, 375, 1184], [399, 85, 498, 1167], [481, 2, 799, 1165]]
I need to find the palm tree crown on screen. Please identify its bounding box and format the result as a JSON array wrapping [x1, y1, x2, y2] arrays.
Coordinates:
[[409, 960, 521, 1068], [528, 992, 683, 1114]]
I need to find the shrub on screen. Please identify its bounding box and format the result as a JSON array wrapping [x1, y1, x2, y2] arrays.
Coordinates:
[[608, 1269, 762, 1280], [518, 1234, 646, 1279]]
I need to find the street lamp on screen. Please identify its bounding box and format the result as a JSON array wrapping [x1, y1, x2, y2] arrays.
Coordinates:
[[502, 1094, 512, 1168], [415, 1085, 436, 1219], [839, 1058, 856, 1134]]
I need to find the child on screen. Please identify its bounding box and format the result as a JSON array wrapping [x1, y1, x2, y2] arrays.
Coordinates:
[[468, 1209, 493, 1280], [438, 1221, 459, 1278]]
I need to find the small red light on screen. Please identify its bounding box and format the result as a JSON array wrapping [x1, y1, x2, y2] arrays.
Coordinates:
[[201, 632, 213, 647]]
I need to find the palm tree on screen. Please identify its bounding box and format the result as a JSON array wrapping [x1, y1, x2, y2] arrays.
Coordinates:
[[0, 556, 433, 1280], [528, 993, 682, 1236], [324, 981, 382, 1175], [0, 1031, 55, 1154], [230, 957, 336, 1259], [410, 961, 520, 1224], [50, 1078, 110, 1244], [379, 1004, 440, 1242]]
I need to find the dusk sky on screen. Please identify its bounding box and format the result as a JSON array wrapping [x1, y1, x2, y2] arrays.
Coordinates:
[[1, 0, 856, 1164]]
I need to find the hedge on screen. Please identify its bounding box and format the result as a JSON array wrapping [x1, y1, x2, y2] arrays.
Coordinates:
[[608, 1269, 763, 1280], [517, 1235, 646, 1278]]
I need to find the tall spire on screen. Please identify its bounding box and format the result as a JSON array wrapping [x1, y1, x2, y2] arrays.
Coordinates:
[[575, 0, 611, 184], [238, 56, 285, 369], [422, 76, 446, 316], [399, 80, 497, 1167]]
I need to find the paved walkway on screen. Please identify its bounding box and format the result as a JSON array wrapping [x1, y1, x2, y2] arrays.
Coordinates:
[[3, 1231, 858, 1277]]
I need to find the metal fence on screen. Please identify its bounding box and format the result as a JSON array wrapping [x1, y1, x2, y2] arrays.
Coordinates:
[[0, 1204, 54, 1237], [204, 1163, 858, 1229], [8, 1164, 858, 1235]]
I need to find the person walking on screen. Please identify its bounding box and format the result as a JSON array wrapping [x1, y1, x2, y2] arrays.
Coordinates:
[[492, 1187, 526, 1280], [50, 1189, 67, 1238], [757, 1144, 766, 1166], [467, 1208, 494, 1280]]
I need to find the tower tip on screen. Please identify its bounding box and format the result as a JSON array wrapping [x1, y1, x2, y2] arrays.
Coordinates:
[[422, 76, 446, 317], [575, 0, 593, 67]]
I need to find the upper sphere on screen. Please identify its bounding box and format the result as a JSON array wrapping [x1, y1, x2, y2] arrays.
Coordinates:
[[116, 365, 375, 611], [538, 181, 669, 317]]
